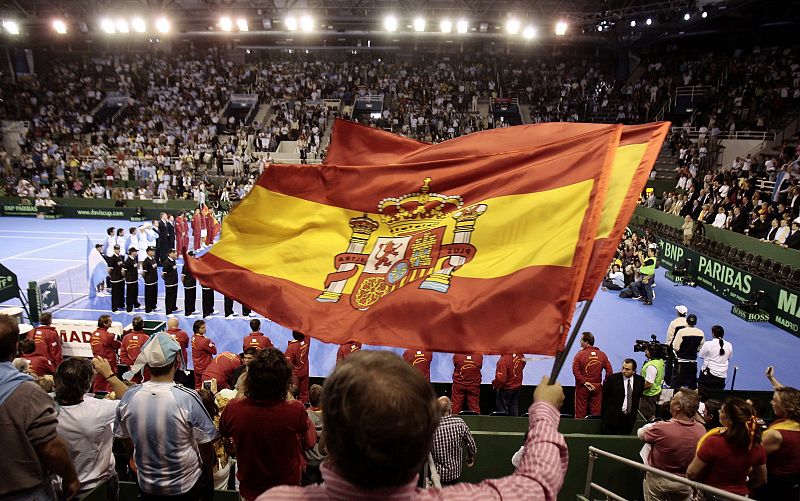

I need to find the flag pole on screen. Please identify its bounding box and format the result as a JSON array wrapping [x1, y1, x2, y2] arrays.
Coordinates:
[[548, 299, 593, 385]]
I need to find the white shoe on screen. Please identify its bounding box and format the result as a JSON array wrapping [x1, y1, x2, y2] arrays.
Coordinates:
[[153, 307, 161, 312], [225, 314, 235, 320], [248, 312, 257, 317]]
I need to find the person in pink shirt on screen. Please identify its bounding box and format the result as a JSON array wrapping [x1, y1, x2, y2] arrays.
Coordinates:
[[259, 350, 568, 501]]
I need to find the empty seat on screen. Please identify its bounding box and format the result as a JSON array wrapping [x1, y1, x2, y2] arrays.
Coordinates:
[[781, 265, 792, 279]]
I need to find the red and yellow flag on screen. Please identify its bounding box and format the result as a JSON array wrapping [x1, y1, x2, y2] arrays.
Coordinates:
[[188, 122, 625, 355]]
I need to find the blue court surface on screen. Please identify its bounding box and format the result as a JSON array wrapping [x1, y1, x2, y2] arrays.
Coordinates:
[[1, 216, 797, 391]]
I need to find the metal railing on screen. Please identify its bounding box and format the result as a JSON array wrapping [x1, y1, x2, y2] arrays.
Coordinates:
[[669, 126, 775, 142], [580, 446, 750, 501]]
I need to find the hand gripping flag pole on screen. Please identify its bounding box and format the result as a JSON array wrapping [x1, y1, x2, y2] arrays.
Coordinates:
[[548, 299, 593, 385]]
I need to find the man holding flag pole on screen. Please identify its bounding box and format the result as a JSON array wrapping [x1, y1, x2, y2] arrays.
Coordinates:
[[86, 236, 109, 300]]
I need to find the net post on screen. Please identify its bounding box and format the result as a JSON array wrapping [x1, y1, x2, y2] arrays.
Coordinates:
[[548, 299, 593, 385]]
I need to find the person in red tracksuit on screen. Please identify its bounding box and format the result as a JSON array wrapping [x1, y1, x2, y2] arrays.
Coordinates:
[[402, 349, 433, 381], [90, 315, 121, 393], [28, 311, 63, 368], [242, 319, 274, 352], [191, 319, 216, 389], [336, 341, 362, 365], [492, 353, 526, 416], [201, 352, 242, 390], [452, 353, 483, 414], [120, 316, 150, 383], [175, 211, 189, 256], [191, 208, 205, 250], [285, 331, 310, 403], [19, 338, 54, 376], [166, 316, 190, 367], [571, 331, 613, 419]]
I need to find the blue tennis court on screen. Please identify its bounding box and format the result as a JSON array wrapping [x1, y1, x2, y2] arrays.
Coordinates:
[[0, 216, 797, 390]]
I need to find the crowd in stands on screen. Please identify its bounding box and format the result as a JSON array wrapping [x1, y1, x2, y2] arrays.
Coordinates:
[[649, 128, 800, 249]]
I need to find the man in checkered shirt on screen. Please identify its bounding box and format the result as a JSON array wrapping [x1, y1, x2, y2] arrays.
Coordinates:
[[431, 396, 478, 484]]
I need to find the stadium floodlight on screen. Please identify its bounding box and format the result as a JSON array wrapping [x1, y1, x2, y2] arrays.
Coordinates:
[[701, 11, 708, 18], [285, 16, 298, 31], [645, 18, 652, 25], [456, 19, 468, 33], [299, 15, 313, 32], [132, 17, 146, 33], [505, 18, 520, 35], [555, 21, 568, 36], [219, 16, 233, 32], [237, 18, 248, 32], [413, 17, 425, 32], [53, 19, 68, 34], [523, 25, 536, 39], [384, 15, 398, 32], [597, 25, 603, 31], [684, 13, 691, 20], [440, 19, 452, 33], [155, 17, 170, 33], [100, 18, 115, 34], [2, 20, 20, 35], [630, 20, 636, 27], [116, 19, 129, 33]]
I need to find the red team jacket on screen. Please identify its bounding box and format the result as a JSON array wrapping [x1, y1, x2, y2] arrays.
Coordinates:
[[191, 334, 217, 375], [25, 353, 55, 376], [242, 332, 274, 352], [285, 339, 310, 379], [120, 331, 150, 366], [492, 354, 526, 391], [402, 350, 433, 381], [28, 325, 63, 367], [453, 354, 483, 386], [90, 327, 121, 372], [572, 346, 613, 386], [167, 327, 190, 367], [202, 352, 242, 390], [336, 342, 362, 363]]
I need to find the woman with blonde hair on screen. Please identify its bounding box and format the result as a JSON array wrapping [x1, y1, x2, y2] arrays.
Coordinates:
[[687, 398, 767, 498]]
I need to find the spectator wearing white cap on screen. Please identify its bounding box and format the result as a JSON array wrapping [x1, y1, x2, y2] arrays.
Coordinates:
[[115, 333, 218, 499]]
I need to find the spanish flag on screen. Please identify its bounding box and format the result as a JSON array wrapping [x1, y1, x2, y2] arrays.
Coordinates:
[[326, 120, 670, 302], [188, 122, 629, 355]]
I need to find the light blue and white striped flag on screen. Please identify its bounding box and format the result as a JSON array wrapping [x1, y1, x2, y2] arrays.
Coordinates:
[[86, 235, 108, 298]]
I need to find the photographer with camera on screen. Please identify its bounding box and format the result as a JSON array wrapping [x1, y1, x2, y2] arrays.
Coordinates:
[[630, 245, 658, 306], [635, 337, 667, 421]]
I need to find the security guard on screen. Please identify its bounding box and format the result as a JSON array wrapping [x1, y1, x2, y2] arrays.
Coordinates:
[[107, 244, 126, 313], [123, 248, 141, 313], [181, 251, 198, 317], [142, 246, 159, 314], [162, 248, 180, 315]]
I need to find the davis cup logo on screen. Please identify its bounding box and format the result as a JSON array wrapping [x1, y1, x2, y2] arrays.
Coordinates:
[[317, 178, 487, 310]]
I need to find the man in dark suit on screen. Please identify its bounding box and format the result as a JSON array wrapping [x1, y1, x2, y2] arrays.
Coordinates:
[[142, 246, 159, 314], [107, 245, 125, 313], [166, 214, 176, 253], [157, 212, 169, 264], [601, 359, 646, 435], [123, 248, 141, 313], [162, 249, 180, 315]]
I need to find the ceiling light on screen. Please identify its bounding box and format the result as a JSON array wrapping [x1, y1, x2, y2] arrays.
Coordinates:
[[132, 17, 146, 33], [456, 19, 468, 33], [155, 17, 170, 33], [523, 25, 536, 39], [555, 21, 568, 36], [100, 18, 115, 34], [299, 15, 313, 32], [413, 17, 425, 32], [116, 19, 129, 33], [3, 20, 19, 35], [505, 18, 520, 35], [646, 18, 652, 25], [684, 13, 691, 20], [285, 16, 297, 31], [597, 25, 603, 31], [52, 19, 67, 34], [219, 16, 233, 32], [630, 20, 636, 27], [440, 19, 452, 33], [384, 15, 397, 32], [236, 18, 248, 32], [701, 11, 708, 18]]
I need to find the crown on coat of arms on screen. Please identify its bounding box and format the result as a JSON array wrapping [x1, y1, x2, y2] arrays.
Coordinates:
[[378, 178, 463, 236]]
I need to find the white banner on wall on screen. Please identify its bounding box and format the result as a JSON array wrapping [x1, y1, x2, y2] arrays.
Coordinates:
[[52, 318, 123, 358]]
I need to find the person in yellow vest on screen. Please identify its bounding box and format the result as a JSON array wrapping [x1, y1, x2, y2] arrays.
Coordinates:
[[639, 343, 666, 421], [631, 245, 657, 305]]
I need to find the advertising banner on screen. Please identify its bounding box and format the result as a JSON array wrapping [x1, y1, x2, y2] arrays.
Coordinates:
[[657, 238, 800, 337], [52, 318, 124, 358]]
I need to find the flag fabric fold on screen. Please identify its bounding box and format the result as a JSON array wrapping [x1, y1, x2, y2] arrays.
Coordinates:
[[188, 121, 633, 355], [86, 235, 108, 299]]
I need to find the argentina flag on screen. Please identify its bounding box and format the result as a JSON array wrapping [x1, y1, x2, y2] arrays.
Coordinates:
[[87, 235, 108, 298]]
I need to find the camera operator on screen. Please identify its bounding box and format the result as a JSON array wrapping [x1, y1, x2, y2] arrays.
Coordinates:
[[638, 339, 666, 421], [630, 245, 658, 305]]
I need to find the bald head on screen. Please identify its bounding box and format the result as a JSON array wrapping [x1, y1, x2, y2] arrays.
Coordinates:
[[167, 317, 179, 329], [0, 314, 20, 362], [438, 396, 452, 416]]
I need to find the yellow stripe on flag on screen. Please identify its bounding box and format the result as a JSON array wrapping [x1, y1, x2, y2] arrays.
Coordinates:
[[596, 143, 649, 239], [211, 180, 593, 289]]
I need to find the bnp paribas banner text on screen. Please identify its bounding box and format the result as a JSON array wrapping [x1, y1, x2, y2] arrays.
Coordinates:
[[657, 238, 800, 338]]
